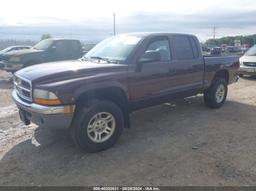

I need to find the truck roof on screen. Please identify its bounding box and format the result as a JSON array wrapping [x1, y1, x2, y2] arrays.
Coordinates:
[[46, 38, 80, 42], [122, 32, 197, 38]]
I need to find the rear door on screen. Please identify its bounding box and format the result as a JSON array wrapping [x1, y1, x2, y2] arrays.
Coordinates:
[[53, 41, 71, 61], [169, 35, 204, 94], [68, 41, 83, 59]]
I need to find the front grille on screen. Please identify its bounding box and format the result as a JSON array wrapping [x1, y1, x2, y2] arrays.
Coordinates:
[[2, 56, 9, 62], [13, 75, 32, 102], [243, 62, 256, 67]]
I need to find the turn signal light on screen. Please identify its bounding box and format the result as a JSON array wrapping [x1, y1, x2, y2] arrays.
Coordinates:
[[34, 98, 62, 106]]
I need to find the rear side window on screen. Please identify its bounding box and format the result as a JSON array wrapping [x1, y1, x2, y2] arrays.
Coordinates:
[[189, 37, 199, 58], [70, 41, 81, 52], [172, 36, 194, 60], [55, 41, 69, 53]]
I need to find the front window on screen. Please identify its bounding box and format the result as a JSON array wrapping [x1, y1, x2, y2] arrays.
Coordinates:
[[245, 45, 256, 56], [83, 35, 142, 63], [143, 39, 171, 61], [33, 39, 53, 50]]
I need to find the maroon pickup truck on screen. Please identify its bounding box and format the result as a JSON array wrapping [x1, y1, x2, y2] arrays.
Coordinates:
[[12, 33, 239, 152]]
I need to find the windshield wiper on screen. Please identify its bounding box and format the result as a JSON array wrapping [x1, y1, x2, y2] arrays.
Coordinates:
[[90, 56, 118, 64], [79, 57, 90, 61]]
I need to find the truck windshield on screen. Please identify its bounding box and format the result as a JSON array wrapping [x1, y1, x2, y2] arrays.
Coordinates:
[[245, 45, 256, 56], [83, 35, 142, 63], [33, 39, 53, 50], [0, 47, 13, 53]]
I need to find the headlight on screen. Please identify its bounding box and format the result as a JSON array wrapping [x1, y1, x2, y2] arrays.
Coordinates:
[[239, 58, 243, 65], [9, 57, 21, 62], [33, 89, 62, 105]]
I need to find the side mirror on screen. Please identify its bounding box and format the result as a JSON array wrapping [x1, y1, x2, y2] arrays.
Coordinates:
[[138, 50, 161, 64]]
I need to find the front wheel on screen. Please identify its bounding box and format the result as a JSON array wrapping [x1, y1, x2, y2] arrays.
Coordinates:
[[71, 100, 124, 153], [204, 78, 228, 109]]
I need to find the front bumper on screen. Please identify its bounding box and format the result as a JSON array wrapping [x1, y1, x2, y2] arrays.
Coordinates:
[[2, 62, 23, 72], [239, 65, 256, 75], [12, 90, 75, 129]]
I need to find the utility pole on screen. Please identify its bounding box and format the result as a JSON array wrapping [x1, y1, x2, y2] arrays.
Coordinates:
[[113, 13, 116, 36], [212, 26, 217, 46], [213, 26, 216, 40]]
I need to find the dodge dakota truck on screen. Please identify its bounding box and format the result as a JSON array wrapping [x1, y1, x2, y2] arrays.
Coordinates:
[[12, 33, 239, 152], [2, 38, 84, 72]]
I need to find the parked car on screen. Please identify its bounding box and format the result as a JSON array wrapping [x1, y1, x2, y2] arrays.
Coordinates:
[[210, 47, 222, 56], [1, 38, 84, 73], [201, 45, 210, 52], [225, 46, 242, 53], [239, 45, 256, 76], [12, 33, 239, 152], [0, 46, 31, 56], [0, 46, 31, 68]]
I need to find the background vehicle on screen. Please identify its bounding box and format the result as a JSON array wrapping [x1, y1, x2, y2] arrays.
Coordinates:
[[225, 46, 242, 53], [1, 38, 84, 72], [210, 47, 222, 56], [0, 46, 31, 68], [12, 33, 239, 152], [241, 44, 250, 53], [239, 44, 256, 76], [201, 45, 210, 52]]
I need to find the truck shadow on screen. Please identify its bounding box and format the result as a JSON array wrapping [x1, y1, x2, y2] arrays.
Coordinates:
[[0, 96, 256, 185], [240, 75, 256, 81], [0, 79, 13, 89], [0, 71, 13, 90]]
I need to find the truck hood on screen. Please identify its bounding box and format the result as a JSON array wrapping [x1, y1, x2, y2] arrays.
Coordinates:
[[5, 48, 44, 56], [15, 60, 128, 83], [240, 55, 256, 63]]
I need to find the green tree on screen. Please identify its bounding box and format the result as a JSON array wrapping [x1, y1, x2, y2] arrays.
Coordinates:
[[41, 34, 52, 40], [206, 34, 256, 46]]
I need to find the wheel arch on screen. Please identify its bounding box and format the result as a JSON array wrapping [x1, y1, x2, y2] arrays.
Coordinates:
[[74, 83, 130, 128], [213, 69, 229, 84]]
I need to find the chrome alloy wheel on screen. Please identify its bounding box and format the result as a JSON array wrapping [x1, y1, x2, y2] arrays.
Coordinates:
[[87, 112, 116, 143], [215, 84, 225, 103]]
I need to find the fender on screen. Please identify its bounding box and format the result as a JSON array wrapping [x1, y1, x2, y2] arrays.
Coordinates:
[[73, 81, 129, 101]]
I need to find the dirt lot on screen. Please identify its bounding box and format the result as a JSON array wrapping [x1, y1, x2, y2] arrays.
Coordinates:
[[0, 70, 256, 186]]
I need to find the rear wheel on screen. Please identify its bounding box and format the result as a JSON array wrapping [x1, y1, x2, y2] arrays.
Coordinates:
[[204, 78, 228, 109], [71, 100, 124, 152]]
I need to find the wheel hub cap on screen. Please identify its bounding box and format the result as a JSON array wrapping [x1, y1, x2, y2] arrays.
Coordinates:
[[87, 112, 116, 143], [216, 84, 225, 103]]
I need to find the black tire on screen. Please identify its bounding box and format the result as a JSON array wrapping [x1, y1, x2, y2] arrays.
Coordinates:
[[204, 78, 228, 109], [70, 100, 124, 153]]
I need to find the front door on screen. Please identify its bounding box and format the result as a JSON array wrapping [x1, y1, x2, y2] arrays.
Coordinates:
[[128, 36, 173, 103]]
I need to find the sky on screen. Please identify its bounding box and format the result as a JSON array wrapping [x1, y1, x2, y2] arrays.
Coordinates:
[[0, 0, 256, 42]]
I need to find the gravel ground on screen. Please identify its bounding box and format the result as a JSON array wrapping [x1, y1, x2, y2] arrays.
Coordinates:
[[0, 70, 256, 186]]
